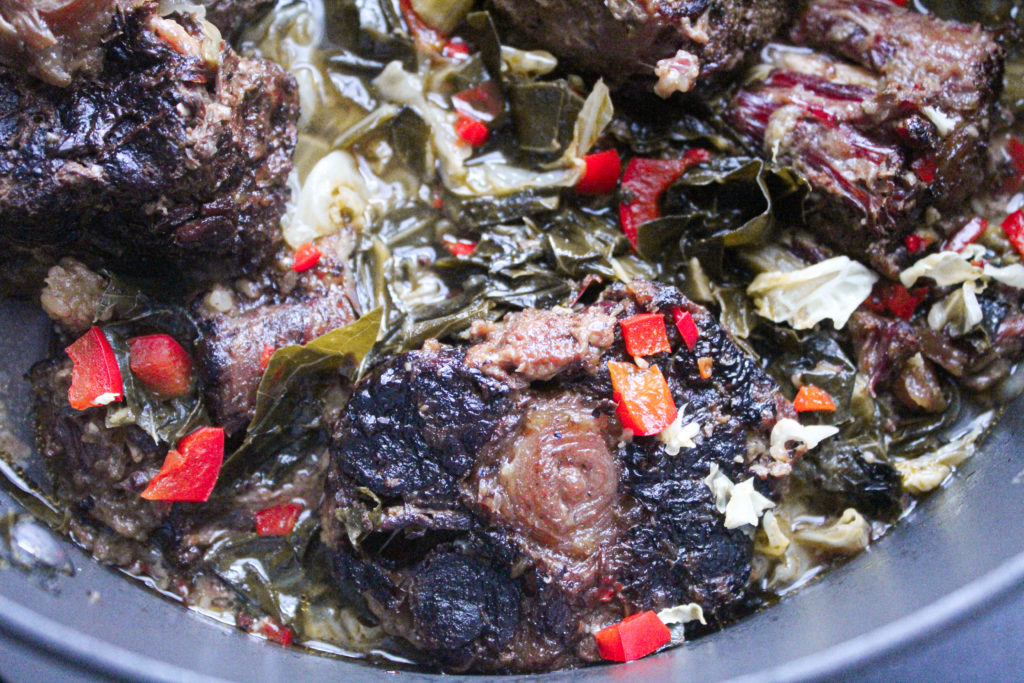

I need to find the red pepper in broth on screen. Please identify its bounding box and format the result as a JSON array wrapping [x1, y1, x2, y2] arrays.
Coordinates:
[[594, 611, 671, 662], [128, 334, 193, 398], [1001, 210, 1024, 260], [619, 148, 711, 249], [65, 326, 124, 411], [141, 427, 225, 502], [943, 217, 988, 253], [576, 149, 622, 195], [671, 307, 699, 351], [255, 504, 303, 536]]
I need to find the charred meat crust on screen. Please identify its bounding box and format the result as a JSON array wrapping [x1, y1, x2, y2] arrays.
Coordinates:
[[0, 4, 298, 279], [728, 0, 1004, 278], [322, 281, 793, 672], [489, 0, 792, 93], [200, 0, 276, 43]]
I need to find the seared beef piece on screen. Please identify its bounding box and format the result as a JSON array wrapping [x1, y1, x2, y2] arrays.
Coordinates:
[[31, 359, 172, 545], [848, 310, 946, 413], [0, 3, 298, 279], [195, 238, 358, 436], [200, 0, 275, 43], [728, 0, 1004, 278], [490, 0, 792, 96], [322, 281, 795, 672]]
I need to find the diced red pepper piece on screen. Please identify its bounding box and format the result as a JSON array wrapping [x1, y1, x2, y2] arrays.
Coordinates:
[[576, 149, 622, 195], [697, 356, 713, 380], [944, 217, 988, 253], [793, 385, 837, 412], [863, 281, 927, 321], [254, 617, 294, 646], [128, 334, 193, 398], [452, 81, 503, 123], [1001, 210, 1024, 260], [904, 233, 925, 254], [594, 611, 671, 662], [398, 0, 445, 51], [255, 503, 303, 536], [671, 307, 699, 351], [1005, 137, 1024, 193], [292, 242, 322, 272], [259, 344, 276, 372], [607, 361, 677, 436], [619, 313, 671, 357], [444, 238, 477, 257], [455, 114, 489, 147], [65, 326, 124, 411], [619, 148, 711, 249], [442, 38, 471, 60], [141, 427, 225, 502], [912, 155, 936, 184]]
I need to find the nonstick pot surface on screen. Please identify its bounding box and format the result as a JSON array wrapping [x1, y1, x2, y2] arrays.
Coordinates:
[[1, 296, 1024, 682]]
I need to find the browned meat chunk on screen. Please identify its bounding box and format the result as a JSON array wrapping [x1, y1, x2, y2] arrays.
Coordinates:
[[490, 0, 792, 96], [728, 0, 1004, 278], [0, 3, 298, 279], [322, 281, 795, 672], [195, 241, 358, 436]]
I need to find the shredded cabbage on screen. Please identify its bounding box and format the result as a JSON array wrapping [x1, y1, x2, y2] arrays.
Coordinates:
[[286, 151, 370, 248], [896, 424, 985, 494], [927, 281, 984, 335], [659, 408, 700, 455], [657, 603, 707, 627], [769, 418, 839, 461], [703, 464, 775, 530], [747, 256, 878, 330], [900, 246, 986, 288], [792, 508, 871, 553]]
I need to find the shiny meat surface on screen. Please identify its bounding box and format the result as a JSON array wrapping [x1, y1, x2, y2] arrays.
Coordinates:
[[322, 281, 795, 672], [0, 3, 298, 279], [728, 0, 1004, 278], [490, 0, 792, 95]]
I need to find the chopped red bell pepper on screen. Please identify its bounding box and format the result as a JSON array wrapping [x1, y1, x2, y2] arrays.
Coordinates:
[[608, 361, 677, 436], [904, 233, 925, 254], [398, 0, 446, 51], [1004, 137, 1024, 193], [944, 217, 988, 253], [253, 617, 294, 646], [619, 148, 711, 249], [793, 385, 836, 412], [65, 326, 124, 411], [255, 503, 303, 536], [912, 155, 936, 184], [863, 281, 928, 321], [141, 426, 225, 502], [576, 149, 622, 195], [452, 81, 503, 123], [128, 334, 193, 398], [455, 114, 489, 147], [442, 38, 471, 60], [594, 611, 671, 662], [259, 344, 276, 372], [671, 307, 699, 351], [620, 313, 671, 357], [1001, 210, 1024, 260], [292, 242, 322, 272], [444, 238, 477, 257], [697, 356, 713, 380]]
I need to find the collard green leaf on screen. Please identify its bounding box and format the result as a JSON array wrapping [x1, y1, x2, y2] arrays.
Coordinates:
[[634, 157, 805, 265], [224, 309, 383, 475]]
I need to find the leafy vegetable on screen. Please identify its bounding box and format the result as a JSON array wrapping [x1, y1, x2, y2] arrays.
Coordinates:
[[748, 256, 878, 331], [224, 309, 383, 476]]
